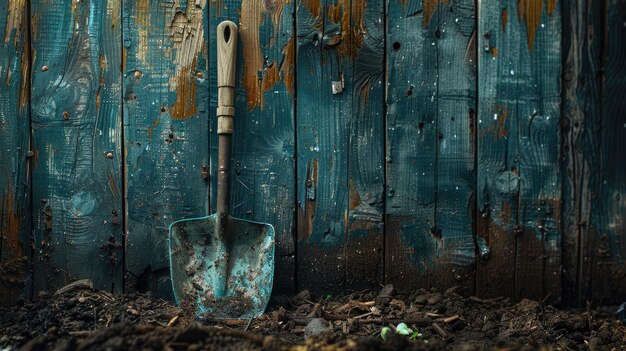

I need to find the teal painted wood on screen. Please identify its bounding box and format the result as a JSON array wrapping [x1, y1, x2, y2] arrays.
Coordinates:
[[346, 0, 385, 288], [434, 0, 477, 294], [0, 0, 31, 304], [591, 0, 626, 304], [296, 0, 351, 291], [385, 0, 438, 292], [515, 0, 561, 301], [561, 0, 603, 306], [30, 0, 123, 293], [208, 0, 296, 294], [123, 0, 210, 298], [476, 2, 523, 299], [477, 0, 561, 300], [386, 0, 475, 292]]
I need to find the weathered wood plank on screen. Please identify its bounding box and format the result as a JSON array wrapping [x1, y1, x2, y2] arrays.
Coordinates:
[[385, 0, 438, 292], [591, 0, 626, 304], [434, 0, 477, 294], [30, 0, 123, 293], [123, 0, 210, 298], [561, 0, 603, 306], [476, 1, 524, 299], [209, 0, 296, 294], [477, 0, 561, 300], [296, 0, 351, 291], [514, 0, 561, 302], [0, 0, 31, 304], [345, 0, 385, 289]]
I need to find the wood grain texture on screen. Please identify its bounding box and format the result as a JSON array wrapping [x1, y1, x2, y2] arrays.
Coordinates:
[[561, 0, 603, 306], [296, 0, 351, 292], [386, 0, 438, 292], [386, 0, 476, 293], [345, 0, 385, 290], [209, 0, 296, 293], [30, 0, 123, 293], [477, 0, 560, 300], [434, 0, 477, 295], [0, 0, 31, 304], [123, 0, 210, 298], [590, 0, 626, 304]]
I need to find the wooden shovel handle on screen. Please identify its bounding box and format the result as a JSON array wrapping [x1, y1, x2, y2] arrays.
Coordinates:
[[217, 21, 237, 135]]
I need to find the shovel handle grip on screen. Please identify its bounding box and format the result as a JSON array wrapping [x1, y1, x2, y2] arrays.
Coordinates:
[[217, 21, 237, 135]]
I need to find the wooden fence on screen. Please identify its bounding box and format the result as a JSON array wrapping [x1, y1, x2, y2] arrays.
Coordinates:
[[0, 0, 624, 306]]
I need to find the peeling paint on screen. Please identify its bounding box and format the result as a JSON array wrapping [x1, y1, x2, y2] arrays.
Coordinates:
[[168, 1, 206, 119], [171, 61, 198, 119], [19, 41, 28, 109], [3, 0, 25, 44], [281, 36, 295, 94], [240, 0, 265, 109], [502, 7, 507, 32], [136, 0, 150, 65]]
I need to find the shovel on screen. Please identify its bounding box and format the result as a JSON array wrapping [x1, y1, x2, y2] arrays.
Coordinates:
[[168, 20, 275, 320]]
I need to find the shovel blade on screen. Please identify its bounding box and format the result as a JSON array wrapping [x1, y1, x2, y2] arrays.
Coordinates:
[[169, 214, 274, 319]]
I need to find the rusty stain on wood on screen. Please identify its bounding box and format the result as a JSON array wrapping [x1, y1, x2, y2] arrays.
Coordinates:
[[517, 0, 556, 52], [422, 0, 448, 27], [18, 38, 28, 109], [502, 8, 507, 32], [348, 178, 361, 210], [547, 0, 556, 16], [2, 184, 22, 259], [481, 105, 509, 140]]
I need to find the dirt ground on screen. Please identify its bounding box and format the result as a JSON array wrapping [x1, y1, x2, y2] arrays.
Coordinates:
[[1, 281, 625, 350]]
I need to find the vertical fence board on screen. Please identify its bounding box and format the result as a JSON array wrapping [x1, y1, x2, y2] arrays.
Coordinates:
[[209, 0, 296, 294], [561, 0, 603, 306], [123, 0, 209, 297], [385, 0, 437, 291], [30, 0, 123, 293], [345, 0, 385, 289], [434, 0, 477, 294], [476, 1, 523, 299], [0, 0, 31, 304], [591, 0, 626, 304], [477, 0, 560, 300], [514, 0, 561, 301], [296, 0, 351, 291]]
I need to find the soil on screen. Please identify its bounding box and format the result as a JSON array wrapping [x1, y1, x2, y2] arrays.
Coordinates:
[[1, 282, 625, 350]]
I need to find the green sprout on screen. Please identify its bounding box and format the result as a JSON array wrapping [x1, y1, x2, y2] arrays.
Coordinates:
[[380, 323, 424, 341]]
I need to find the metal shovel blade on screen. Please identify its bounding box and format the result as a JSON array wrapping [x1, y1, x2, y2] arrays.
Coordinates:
[[169, 214, 274, 319]]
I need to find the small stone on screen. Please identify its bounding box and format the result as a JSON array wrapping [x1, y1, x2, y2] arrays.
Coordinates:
[[134, 71, 142, 79], [106, 152, 113, 159], [378, 284, 395, 298], [41, 65, 48, 72], [292, 290, 311, 305], [304, 318, 330, 338]]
